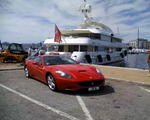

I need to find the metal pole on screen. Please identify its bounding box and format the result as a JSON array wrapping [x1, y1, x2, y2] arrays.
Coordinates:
[[137, 28, 139, 49]]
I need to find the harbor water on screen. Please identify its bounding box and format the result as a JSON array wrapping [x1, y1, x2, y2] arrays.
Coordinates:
[[108, 54, 149, 70]]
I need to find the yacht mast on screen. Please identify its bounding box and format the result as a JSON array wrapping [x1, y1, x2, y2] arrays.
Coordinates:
[[79, 0, 113, 34], [137, 28, 139, 49]]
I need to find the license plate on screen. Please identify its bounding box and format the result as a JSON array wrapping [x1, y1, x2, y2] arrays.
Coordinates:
[[88, 86, 99, 91]]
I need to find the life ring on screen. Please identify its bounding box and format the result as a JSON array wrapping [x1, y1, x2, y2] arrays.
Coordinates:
[[97, 55, 103, 62], [106, 54, 111, 61], [85, 54, 92, 63], [120, 53, 124, 58]]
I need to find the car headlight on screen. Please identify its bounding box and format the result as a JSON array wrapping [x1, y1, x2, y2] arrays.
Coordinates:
[[96, 69, 103, 76], [55, 70, 72, 79]]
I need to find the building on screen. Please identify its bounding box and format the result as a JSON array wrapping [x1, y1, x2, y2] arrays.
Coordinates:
[[147, 41, 150, 49], [128, 38, 149, 49]]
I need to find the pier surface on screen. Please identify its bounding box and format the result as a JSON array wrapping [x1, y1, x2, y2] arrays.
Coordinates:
[[0, 63, 150, 85], [0, 63, 150, 120], [92, 64, 150, 85], [0, 63, 23, 70]]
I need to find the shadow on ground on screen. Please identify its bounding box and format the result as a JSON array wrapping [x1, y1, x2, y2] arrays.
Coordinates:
[[60, 85, 115, 97], [28, 77, 115, 97]]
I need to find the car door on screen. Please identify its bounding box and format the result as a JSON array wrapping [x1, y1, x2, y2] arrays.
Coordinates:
[[32, 56, 44, 81]]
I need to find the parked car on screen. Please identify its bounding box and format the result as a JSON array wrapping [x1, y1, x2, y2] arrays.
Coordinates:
[[24, 55, 105, 91]]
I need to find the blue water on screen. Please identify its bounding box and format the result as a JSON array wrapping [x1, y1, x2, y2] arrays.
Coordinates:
[[108, 54, 149, 70]]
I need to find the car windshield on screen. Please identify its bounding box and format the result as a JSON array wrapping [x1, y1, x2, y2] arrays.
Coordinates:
[[44, 56, 77, 66]]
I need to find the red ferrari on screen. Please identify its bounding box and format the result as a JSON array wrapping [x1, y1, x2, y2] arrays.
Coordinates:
[[24, 55, 105, 91]]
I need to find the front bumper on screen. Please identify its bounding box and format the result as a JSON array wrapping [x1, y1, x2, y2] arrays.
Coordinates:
[[56, 78, 105, 91]]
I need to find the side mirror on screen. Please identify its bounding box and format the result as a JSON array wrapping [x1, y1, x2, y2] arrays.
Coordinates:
[[33, 61, 39, 65]]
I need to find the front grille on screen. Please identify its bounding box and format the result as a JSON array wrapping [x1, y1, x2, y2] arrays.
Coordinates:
[[78, 80, 104, 87]]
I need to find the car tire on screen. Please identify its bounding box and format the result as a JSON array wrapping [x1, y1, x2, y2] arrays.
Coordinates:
[[47, 74, 57, 91], [24, 66, 30, 78]]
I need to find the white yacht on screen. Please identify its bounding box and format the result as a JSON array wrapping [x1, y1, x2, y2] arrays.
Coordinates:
[[44, 0, 128, 64]]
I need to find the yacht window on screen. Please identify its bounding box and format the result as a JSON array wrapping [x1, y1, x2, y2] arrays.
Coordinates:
[[64, 33, 101, 40], [68, 45, 79, 52], [80, 46, 97, 52], [94, 46, 98, 51], [112, 37, 122, 43], [116, 48, 122, 51], [90, 34, 101, 39], [87, 46, 93, 51], [80, 45, 88, 51], [63, 33, 89, 37], [58, 46, 64, 51]]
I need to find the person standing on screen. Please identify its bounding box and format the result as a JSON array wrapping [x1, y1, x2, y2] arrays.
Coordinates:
[[28, 46, 33, 56], [147, 51, 150, 74], [33, 48, 39, 56], [39, 47, 45, 55]]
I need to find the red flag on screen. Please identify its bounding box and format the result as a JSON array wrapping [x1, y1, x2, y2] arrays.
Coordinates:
[[54, 24, 61, 43]]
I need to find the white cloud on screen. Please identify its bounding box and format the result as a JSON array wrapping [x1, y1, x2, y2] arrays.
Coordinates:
[[0, 0, 150, 43]]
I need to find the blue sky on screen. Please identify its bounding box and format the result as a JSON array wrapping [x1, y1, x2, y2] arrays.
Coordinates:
[[0, 0, 150, 43]]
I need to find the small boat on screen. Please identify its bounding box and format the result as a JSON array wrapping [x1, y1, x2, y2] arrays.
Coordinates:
[[128, 48, 148, 54], [44, 0, 128, 64]]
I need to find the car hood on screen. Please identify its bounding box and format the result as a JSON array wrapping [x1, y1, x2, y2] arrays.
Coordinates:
[[46, 64, 104, 81]]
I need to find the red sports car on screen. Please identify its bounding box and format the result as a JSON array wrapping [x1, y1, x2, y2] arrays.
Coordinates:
[[24, 55, 105, 91]]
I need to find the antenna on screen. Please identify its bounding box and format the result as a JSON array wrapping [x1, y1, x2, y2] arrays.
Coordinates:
[[80, 0, 92, 23]]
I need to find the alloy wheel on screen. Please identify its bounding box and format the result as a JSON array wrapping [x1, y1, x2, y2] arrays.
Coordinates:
[[47, 74, 57, 91]]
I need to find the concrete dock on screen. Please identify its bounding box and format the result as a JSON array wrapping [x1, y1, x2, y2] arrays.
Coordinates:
[[0, 63, 150, 85], [92, 64, 150, 85], [0, 63, 23, 70]]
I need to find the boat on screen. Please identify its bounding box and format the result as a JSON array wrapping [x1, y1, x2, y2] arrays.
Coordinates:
[[128, 48, 148, 54], [44, 0, 128, 64]]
